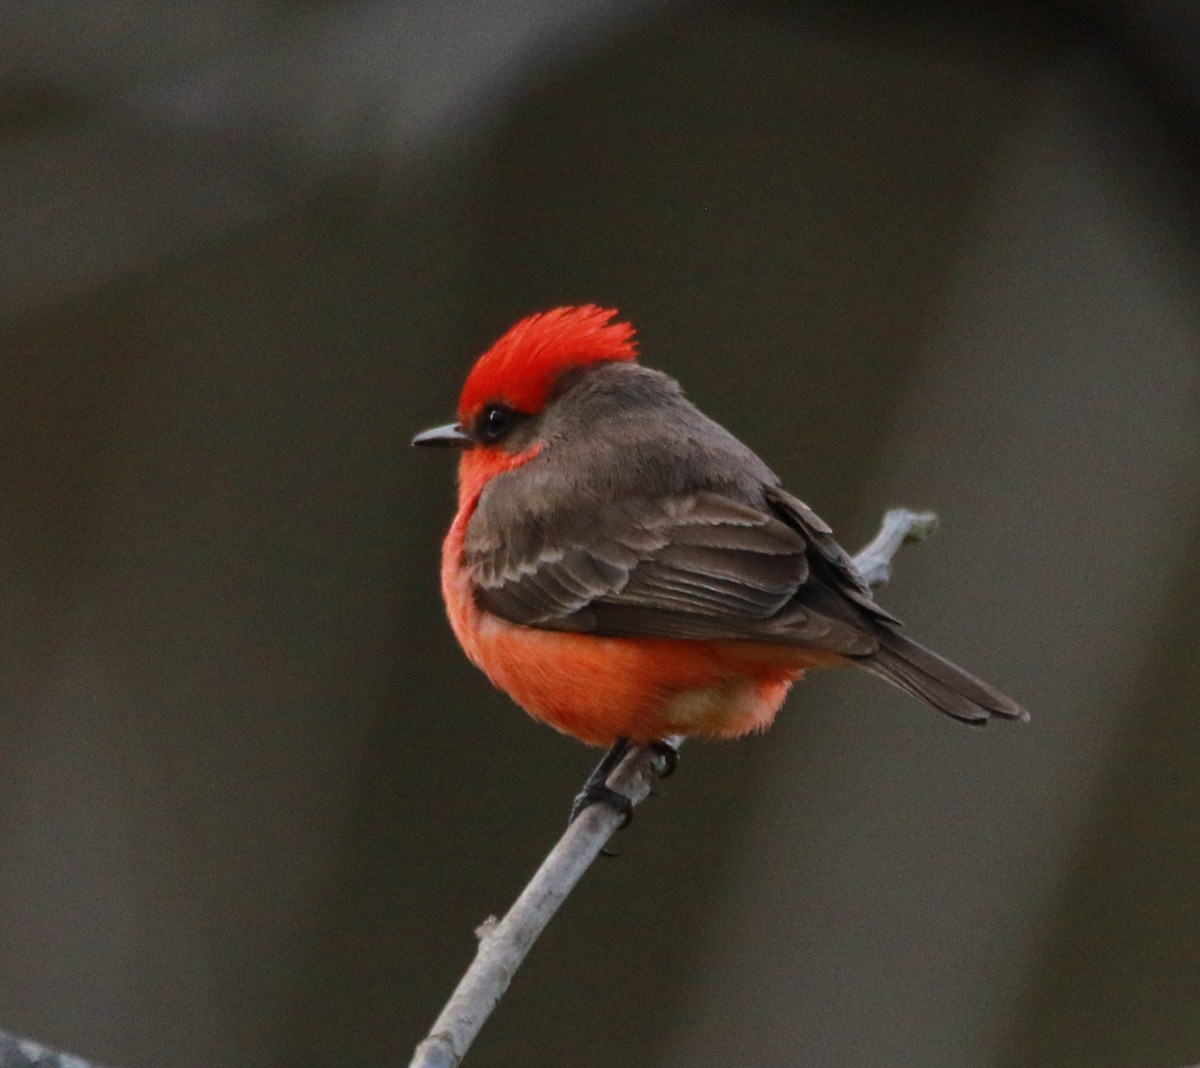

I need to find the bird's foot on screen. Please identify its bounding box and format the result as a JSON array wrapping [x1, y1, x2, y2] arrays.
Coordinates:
[[566, 737, 679, 841], [569, 781, 634, 829], [649, 740, 679, 779], [568, 737, 632, 829]]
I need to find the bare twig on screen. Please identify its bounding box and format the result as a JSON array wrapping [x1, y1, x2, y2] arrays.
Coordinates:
[[409, 745, 674, 1068], [409, 508, 938, 1068]]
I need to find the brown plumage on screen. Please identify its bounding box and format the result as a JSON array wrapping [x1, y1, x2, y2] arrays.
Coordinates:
[[461, 357, 1026, 727]]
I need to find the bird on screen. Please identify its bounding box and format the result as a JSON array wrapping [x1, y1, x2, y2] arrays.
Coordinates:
[[413, 305, 1027, 822]]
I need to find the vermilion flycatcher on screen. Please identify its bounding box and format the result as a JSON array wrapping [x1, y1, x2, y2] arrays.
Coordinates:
[[414, 306, 1026, 818]]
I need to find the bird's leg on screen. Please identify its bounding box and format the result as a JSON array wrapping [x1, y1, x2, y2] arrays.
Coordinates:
[[569, 737, 633, 827]]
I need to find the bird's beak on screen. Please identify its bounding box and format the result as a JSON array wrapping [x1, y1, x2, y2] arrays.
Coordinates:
[[411, 422, 471, 448]]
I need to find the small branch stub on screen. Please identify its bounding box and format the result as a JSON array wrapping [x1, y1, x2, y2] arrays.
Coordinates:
[[408, 508, 938, 1068], [852, 508, 938, 588]]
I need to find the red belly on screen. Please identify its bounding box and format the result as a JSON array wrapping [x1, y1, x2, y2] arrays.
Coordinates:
[[440, 504, 845, 746]]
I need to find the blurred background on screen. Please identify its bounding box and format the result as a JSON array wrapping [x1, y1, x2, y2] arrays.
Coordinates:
[[2, 2, 1199, 1066]]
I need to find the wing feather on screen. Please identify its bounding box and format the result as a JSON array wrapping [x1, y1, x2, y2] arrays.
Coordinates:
[[467, 485, 884, 655]]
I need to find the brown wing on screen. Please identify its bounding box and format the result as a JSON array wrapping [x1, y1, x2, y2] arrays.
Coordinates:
[[467, 488, 882, 655]]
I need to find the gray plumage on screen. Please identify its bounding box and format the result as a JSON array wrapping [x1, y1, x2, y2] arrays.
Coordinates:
[[464, 361, 1026, 724]]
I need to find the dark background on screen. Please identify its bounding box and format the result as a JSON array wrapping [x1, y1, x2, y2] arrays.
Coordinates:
[[2, 2, 1199, 1066]]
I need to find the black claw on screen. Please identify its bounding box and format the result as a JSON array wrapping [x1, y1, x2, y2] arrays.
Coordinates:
[[649, 740, 679, 779], [569, 782, 634, 827], [568, 737, 633, 828]]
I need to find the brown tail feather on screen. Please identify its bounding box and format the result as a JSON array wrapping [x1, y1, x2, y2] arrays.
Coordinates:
[[861, 629, 1029, 725]]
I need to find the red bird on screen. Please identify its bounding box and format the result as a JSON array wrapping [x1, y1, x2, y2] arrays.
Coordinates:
[[414, 306, 1026, 818]]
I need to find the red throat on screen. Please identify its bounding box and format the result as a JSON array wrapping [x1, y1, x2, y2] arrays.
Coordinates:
[[456, 441, 543, 514], [457, 305, 637, 424]]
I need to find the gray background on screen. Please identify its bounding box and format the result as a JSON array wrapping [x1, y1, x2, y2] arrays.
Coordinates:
[[2, 2, 1199, 1066]]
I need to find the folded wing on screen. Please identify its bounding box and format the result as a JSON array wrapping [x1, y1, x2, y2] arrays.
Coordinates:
[[468, 488, 879, 655]]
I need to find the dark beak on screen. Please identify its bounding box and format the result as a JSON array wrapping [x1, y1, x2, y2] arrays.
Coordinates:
[[411, 422, 471, 448]]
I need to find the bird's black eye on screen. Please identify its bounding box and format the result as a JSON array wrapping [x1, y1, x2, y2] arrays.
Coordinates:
[[475, 403, 522, 444]]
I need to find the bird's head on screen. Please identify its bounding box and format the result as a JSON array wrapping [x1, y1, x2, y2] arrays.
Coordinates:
[[413, 305, 637, 450]]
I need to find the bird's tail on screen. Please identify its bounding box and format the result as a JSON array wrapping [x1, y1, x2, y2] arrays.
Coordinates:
[[861, 628, 1029, 725]]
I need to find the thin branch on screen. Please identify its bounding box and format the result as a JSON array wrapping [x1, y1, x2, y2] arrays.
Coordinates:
[[409, 507, 938, 1068], [0, 1030, 112, 1067]]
